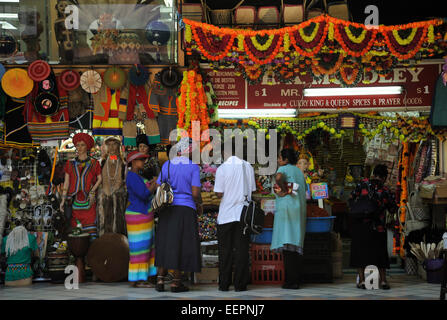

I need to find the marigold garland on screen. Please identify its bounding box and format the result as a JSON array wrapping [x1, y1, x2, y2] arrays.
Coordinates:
[[177, 69, 210, 140], [182, 16, 443, 66]]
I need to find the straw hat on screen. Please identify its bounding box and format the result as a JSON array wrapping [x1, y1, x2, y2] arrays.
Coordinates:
[[104, 66, 126, 90], [80, 70, 102, 94], [1, 68, 34, 98], [28, 60, 51, 82], [58, 70, 80, 91]]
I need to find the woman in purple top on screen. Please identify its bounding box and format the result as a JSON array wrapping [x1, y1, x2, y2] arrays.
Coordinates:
[[155, 138, 203, 293]]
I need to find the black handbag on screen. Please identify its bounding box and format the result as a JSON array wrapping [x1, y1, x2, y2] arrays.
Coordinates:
[[240, 198, 265, 235], [239, 161, 264, 235]]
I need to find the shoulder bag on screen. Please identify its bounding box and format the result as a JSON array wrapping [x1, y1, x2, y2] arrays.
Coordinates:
[[151, 161, 174, 212], [240, 161, 264, 235]]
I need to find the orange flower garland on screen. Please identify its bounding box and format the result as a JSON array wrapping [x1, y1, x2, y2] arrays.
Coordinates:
[[398, 141, 410, 258], [182, 16, 443, 65], [177, 70, 210, 141]]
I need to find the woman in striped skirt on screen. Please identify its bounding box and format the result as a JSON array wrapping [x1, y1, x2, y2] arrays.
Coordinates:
[[125, 151, 158, 288]]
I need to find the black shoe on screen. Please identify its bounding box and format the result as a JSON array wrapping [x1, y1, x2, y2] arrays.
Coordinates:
[[282, 283, 300, 290], [155, 283, 165, 292], [234, 287, 247, 292], [171, 283, 189, 293], [380, 282, 390, 290], [219, 287, 229, 292], [356, 282, 366, 289]]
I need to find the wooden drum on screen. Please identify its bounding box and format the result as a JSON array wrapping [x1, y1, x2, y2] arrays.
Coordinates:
[[67, 233, 90, 283], [47, 252, 70, 284]]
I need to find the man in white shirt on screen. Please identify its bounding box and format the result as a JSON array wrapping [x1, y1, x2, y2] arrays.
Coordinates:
[[214, 144, 256, 292]]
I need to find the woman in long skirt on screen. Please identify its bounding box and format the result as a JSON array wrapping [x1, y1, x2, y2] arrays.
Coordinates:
[[125, 151, 158, 288]]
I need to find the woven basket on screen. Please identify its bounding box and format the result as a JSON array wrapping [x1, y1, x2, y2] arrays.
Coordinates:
[[210, 9, 233, 25]]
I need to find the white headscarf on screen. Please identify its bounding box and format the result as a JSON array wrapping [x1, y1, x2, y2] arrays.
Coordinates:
[[5, 226, 30, 257]]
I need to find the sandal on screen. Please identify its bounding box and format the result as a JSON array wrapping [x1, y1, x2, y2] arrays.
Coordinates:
[[171, 279, 189, 293], [380, 281, 390, 290], [155, 276, 165, 292], [135, 281, 155, 288], [357, 281, 366, 289]]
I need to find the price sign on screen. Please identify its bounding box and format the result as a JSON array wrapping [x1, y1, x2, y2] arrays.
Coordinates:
[[311, 183, 329, 200]]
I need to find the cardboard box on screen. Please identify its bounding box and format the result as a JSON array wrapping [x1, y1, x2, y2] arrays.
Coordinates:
[[194, 267, 219, 284]]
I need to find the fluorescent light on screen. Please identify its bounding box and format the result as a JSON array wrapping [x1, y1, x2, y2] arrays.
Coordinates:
[[303, 86, 403, 97], [0, 13, 18, 19], [0, 21, 16, 29], [219, 109, 297, 119], [0, 0, 20, 2]]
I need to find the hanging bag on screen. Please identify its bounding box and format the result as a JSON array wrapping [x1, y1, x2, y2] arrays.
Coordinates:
[[151, 161, 174, 212], [404, 194, 430, 236], [240, 161, 264, 235]]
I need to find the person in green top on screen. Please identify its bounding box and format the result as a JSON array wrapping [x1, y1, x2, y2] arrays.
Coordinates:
[[271, 149, 307, 290], [1, 226, 38, 286]]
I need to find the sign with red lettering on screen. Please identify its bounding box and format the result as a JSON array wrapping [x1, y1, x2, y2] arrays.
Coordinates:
[[204, 62, 442, 112], [206, 69, 245, 109]]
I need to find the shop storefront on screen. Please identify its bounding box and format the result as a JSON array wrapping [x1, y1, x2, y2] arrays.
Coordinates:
[[0, 0, 447, 293]]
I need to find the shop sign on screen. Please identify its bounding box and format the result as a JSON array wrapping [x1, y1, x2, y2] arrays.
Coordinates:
[[260, 199, 276, 213], [204, 62, 442, 112], [310, 183, 329, 200]]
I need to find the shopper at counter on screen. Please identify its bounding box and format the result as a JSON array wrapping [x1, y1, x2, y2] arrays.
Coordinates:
[[272, 149, 307, 290], [214, 143, 256, 292], [154, 137, 202, 293], [1, 226, 38, 287], [349, 164, 397, 290]]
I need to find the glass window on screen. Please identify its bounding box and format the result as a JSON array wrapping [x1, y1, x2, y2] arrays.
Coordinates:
[[0, 0, 178, 65]]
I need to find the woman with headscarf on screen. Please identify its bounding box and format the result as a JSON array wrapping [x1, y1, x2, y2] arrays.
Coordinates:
[[125, 151, 158, 288], [154, 137, 202, 293], [272, 149, 307, 290], [1, 226, 38, 286], [59, 132, 102, 241]]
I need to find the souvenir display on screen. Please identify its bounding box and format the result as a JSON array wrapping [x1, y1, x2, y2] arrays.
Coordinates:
[[1, 69, 34, 98], [58, 70, 81, 92], [80, 70, 102, 94], [103, 66, 127, 90], [28, 60, 51, 82]]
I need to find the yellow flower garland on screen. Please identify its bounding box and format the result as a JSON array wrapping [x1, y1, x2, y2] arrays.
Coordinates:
[[283, 33, 290, 52], [344, 25, 367, 44], [298, 22, 320, 43], [328, 22, 335, 41], [392, 28, 418, 46], [428, 25, 435, 43], [250, 34, 275, 51], [185, 25, 192, 43], [237, 34, 245, 51]]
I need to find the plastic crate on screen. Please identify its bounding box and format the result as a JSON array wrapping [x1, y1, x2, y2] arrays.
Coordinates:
[[251, 263, 284, 284], [251, 228, 273, 244], [306, 216, 336, 233], [303, 232, 332, 258], [250, 243, 283, 264], [301, 256, 333, 283]]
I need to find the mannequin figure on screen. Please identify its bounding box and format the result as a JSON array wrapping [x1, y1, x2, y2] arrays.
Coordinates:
[[60, 133, 102, 241], [97, 136, 127, 236]]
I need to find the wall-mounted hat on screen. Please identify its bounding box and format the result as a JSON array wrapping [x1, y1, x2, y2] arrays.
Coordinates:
[[58, 70, 81, 91], [104, 66, 127, 90], [1, 68, 34, 98], [28, 60, 51, 82], [80, 70, 102, 94], [34, 92, 59, 116], [38, 78, 56, 92], [160, 67, 181, 88], [136, 133, 149, 147], [145, 21, 171, 46], [129, 64, 149, 86]]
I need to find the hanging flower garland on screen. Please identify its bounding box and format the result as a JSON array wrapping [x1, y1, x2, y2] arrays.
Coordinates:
[[311, 52, 345, 76], [182, 17, 444, 69], [238, 64, 267, 85], [332, 18, 378, 57], [177, 69, 210, 140], [336, 63, 362, 87]]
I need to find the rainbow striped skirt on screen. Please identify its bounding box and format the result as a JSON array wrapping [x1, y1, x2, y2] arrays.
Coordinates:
[[125, 208, 157, 282]]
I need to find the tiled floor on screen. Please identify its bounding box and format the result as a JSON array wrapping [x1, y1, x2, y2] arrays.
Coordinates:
[[0, 274, 442, 300]]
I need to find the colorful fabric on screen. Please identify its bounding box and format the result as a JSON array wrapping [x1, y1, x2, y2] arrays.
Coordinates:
[[64, 158, 101, 236], [82, 223, 98, 242], [350, 178, 398, 233], [5, 263, 33, 281], [3, 96, 35, 148], [126, 209, 156, 281], [126, 171, 152, 213], [271, 164, 307, 254], [1, 234, 37, 265], [92, 89, 123, 138]]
